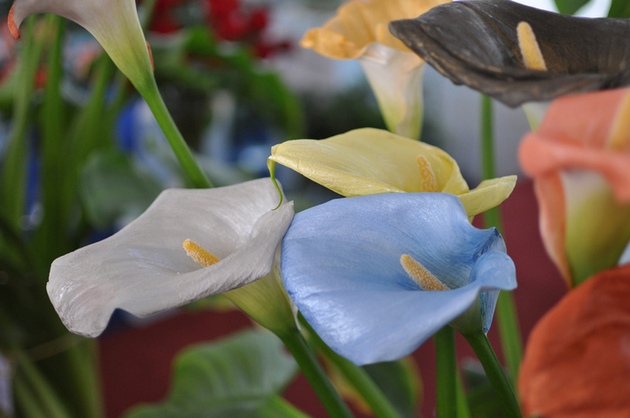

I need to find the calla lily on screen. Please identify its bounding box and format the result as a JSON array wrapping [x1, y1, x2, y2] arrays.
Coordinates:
[[47, 178, 294, 337], [281, 193, 516, 365], [268, 128, 516, 217], [519, 88, 630, 287], [389, 0, 630, 107], [519, 264, 630, 418], [9, 0, 154, 91], [301, 0, 449, 139]]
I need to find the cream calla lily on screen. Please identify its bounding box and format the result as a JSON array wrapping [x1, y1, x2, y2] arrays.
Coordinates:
[[269, 128, 516, 217], [9, 0, 153, 91], [301, 0, 449, 139], [47, 178, 295, 337]]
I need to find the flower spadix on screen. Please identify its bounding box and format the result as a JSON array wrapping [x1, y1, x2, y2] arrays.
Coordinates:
[[519, 88, 630, 287], [301, 0, 449, 139], [281, 193, 516, 365], [9, 0, 153, 91], [269, 128, 516, 217], [389, 0, 630, 107], [47, 178, 294, 337]]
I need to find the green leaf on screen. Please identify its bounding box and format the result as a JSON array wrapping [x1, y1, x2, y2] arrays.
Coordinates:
[[124, 330, 305, 418], [608, 0, 630, 17], [80, 150, 163, 229], [553, 0, 590, 14]]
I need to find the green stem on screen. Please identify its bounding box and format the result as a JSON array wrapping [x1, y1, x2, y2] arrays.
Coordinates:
[[312, 332, 401, 418], [259, 395, 309, 418], [455, 368, 471, 418], [139, 79, 213, 188], [479, 95, 523, 383], [14, 350, 72, 418], [0, 18, 42, 227], [463, 332, 521, 418], [435, 327, 457, 418], [278, 329, 353, 418]]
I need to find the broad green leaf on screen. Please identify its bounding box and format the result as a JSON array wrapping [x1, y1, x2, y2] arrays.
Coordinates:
[[608, 0, 630, 17], [80, 150, 163, 229], [124, 330, 305, 418], [554, 0, 590, 14]]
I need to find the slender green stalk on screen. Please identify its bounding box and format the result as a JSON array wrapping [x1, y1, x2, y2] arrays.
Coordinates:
[[479, 95, 523, 382], [36, 15, 68, 272], [278, 329, 353, 418], [435, 327, 458, 418], [259, 395, 309, 418], [139, 80, 213, 188], [298, 315, 400, 418], [0, 18, 42, 227], [463, 332, 521, 418], [14, 350, 72, 418], [314, 335, 401, 418], [455, 369, 471, 418]]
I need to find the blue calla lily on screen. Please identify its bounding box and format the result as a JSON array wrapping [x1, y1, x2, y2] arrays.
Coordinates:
[[281, 193, 516, 365]]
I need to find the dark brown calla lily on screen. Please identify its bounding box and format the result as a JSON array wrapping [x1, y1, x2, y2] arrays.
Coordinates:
[[389, 0, 630, 107]]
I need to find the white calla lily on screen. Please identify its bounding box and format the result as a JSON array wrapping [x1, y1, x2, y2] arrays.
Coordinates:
[[47, 178, 294, 337], [9, 0, 153, 91]]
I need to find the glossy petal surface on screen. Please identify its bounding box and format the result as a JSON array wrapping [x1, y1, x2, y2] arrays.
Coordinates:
[[390, 0, 630, 107], [281, 193, 516, 365], [269, 128, 516, 217], [10, 0, 153, 90], [47, 178, 294, 337], [519, 265, 630, 418], [519, 88, 630, 286]]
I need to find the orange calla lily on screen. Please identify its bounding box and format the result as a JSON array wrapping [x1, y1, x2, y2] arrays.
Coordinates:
[[519, 264, 630, 418], [519, 88, 630, 287]]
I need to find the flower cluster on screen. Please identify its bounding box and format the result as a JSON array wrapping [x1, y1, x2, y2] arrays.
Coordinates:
[[7, 0, 630, 416]]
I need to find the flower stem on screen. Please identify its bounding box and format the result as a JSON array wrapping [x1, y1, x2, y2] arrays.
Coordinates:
[[479, 95, 523, 382], [435, 327, 457, 418], [139, 80, 213, 188], [14, 350, 72, 418], [278, 329, 353, 418], [463, 331, 521, 418], [308, 325, 402, 418]]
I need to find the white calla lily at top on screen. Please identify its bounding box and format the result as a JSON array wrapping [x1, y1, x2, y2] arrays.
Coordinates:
[[47, 178, 294, 337], [9, 0, 153, 91]]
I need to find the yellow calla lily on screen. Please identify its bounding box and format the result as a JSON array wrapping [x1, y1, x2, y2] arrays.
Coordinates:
[[269, 128, 516, 217], [301, 0, 449, 140]]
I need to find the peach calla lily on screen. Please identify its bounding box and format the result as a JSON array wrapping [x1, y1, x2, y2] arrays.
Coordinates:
[[301, 0, 449, 140], [9, 0, 153, 91], [269, 128, 516, 217], [519, 264, 630, 418], [519, 88, 630, 287]]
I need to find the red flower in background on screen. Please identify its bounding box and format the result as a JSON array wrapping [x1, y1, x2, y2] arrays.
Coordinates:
[[150, 0, 187, 34], [143, 0, 291, 58]]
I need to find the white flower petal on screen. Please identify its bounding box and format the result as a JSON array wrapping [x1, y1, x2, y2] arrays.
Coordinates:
[[47, 178, 294, 337], [359, 44, 424, 139], [10, 0, 153, 90]]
